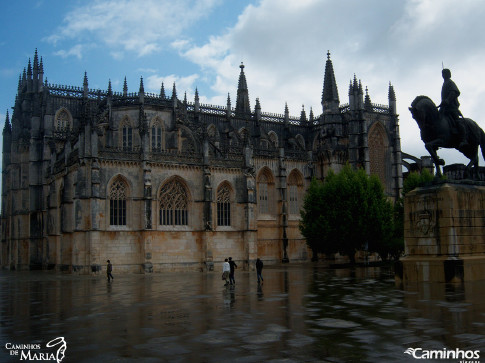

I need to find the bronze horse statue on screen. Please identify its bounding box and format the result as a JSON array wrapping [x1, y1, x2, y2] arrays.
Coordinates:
[[409, 95, 485, 178]]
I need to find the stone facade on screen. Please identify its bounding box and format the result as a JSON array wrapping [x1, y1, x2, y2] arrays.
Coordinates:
[[1, 50, 402, 273], [400, 182, 485, 282]]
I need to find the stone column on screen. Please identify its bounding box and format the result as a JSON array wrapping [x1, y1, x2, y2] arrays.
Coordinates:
[[279, 147, 289, 263], [142, 166, 153, 273], [244, 170, 257, 269], [203, 166, 214, 271]]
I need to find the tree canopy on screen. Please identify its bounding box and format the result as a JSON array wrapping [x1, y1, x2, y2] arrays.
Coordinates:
[[299, 165, 401, 262]]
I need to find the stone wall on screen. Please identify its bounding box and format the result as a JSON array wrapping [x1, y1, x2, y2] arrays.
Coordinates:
[[400, 182, 485, 282]]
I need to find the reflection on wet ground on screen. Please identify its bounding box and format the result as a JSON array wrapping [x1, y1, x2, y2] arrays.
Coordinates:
[[1, 264, 484, 362]]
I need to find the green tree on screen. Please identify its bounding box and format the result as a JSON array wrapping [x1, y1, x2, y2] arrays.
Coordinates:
[[402, 168, 435, 196], [300, 164, 397, 263]]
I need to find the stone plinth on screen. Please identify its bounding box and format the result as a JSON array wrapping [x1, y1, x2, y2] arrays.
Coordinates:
[[399, 182, 485, 282]]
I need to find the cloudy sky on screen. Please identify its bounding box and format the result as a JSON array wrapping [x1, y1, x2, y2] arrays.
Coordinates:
[[1, 0, 485, 168]]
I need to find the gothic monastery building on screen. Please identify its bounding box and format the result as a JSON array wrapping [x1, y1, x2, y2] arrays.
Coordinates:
[[1, 50, 402, 272]]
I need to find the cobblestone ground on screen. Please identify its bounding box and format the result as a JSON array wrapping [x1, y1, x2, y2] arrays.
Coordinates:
[[1, 264, 484, 362]]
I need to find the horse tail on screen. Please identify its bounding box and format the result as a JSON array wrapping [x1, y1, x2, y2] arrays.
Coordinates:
[[481, 128, 485, 162]]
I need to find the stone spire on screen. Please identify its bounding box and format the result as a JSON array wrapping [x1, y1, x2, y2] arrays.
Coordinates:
[[172, 82, 177, 100], [83, 71, 89, 98], [123, 77, 128, 97], [194, 88, 200, 113], [388, 82, 396, 114], [300, 105, 307, 125], [255, 97, 261, 121], [27, 59, 32, 92], [309, 107, 314, 125], [21, 68, 26, 91], [349, 75, 364, 111], [3, 111, 12, 156], [364, 87, 372, 111], [139, 76, 144, 94], [253, 98, 261, 138], [27, 58, 32, 79], [235, 62, 251, 117], [38, 56, 44, 88], [172, 82, 177, 109], [226, 93, 232, 118], [160, 82, 166, 99], [283, 103, 290, 143], [139, 76, 144, 103], [33, 49, 39, 83], [3, 110, 11, 134], [321, 51, 340, 113]]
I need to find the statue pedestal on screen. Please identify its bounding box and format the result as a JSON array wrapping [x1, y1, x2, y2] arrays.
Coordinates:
[[399, 182, 485, 283]]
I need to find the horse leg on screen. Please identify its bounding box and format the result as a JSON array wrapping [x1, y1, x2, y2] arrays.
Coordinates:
[[425, 143, 444, 177], [470, 153, 479, 180], [463, 145, 479, 179]]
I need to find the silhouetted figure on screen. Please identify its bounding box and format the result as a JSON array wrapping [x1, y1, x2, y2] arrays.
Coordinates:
[[107, 260, 113, 282], [228, 257, 237, 285], [440, 68, 467, 148], [256, 258, 264, 284]]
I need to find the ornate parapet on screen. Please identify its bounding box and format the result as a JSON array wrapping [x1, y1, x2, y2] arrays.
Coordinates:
[[399, 182, 485, 282]]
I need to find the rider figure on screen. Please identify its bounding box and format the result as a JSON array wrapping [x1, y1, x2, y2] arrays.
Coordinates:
[[439, 68, 467, 148]]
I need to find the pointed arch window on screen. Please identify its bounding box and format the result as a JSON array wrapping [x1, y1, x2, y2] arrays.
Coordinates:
[[288, 170, 303, 215], [159, 179, 188, 226], [258, 172, 271, 215], [368, 123, 388, 188], [151, 119, 163, 151], [268, 131, 278, 148], [123, 125, 133, 151], [110, 178, 127, 226], [217, 183, 231, 226], [55, 109, 71, 132]]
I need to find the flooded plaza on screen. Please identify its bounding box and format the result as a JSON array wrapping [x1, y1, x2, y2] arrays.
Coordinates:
[[1, 264, 484, 362]]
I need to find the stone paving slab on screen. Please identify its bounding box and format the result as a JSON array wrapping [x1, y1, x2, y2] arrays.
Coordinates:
[[0, 264, 484, 362]]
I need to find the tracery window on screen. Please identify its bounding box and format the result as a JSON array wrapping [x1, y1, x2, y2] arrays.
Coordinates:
[[207, 124, 217, 139], [368, 123, 388, 188], [151, 125, 162, 151], [258, 171, 272, 215], [122, 125, 133, 151], [109, 178, 127, 226], [55, 109, 70, 131], [295, 134, 305, 150], [288, 170, 303, 215], [159, 179, 188, 226], [268, 131, 278, 148], [216, 183, 231, 226]]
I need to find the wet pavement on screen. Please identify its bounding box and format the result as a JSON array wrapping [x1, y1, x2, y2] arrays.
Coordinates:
[[1, 264, 484, 362]]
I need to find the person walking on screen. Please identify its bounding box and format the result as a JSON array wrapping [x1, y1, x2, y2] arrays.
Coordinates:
[[256, 258, 264, 284], [107, 260, 114, 282], [222, 258, 230, 286], [228, 257, 237, 285]]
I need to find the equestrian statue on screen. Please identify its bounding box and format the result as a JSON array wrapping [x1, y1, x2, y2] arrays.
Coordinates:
[[409, 68, 485, 178]]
